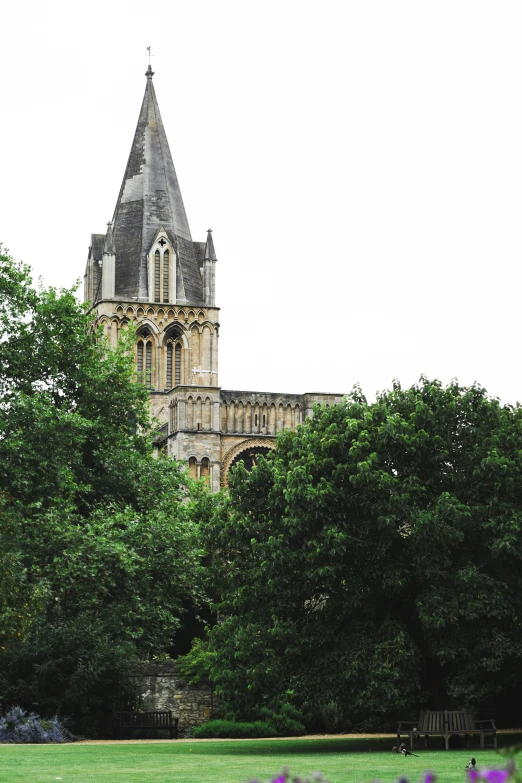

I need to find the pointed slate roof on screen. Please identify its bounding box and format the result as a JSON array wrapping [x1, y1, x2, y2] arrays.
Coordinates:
[[204, 229, 217, 261], [111, 65, 202, 301]]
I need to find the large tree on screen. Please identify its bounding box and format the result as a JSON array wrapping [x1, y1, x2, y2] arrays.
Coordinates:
[[0, 248, 202, 733], [199, 379, 522, 730]]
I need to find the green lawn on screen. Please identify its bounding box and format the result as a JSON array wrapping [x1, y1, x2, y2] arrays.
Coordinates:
[[0, 735, 517, 783]]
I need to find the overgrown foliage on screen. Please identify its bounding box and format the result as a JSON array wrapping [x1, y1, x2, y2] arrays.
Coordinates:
[[0, 248, 202, 734], [198, 379, 522, 729], [193, 719, 277, 739], [193, 703, 305, 738], [0, 706, 71, 744]]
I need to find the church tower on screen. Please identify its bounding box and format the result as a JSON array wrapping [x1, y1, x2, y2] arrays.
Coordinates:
[[84, 64, 221, 490], [84, 67, 343, 490]]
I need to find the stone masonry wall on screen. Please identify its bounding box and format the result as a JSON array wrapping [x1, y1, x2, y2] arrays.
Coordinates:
[[136, 661, 218, 736]]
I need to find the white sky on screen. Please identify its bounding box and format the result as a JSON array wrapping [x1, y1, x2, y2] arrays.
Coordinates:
[[2, 1, 522, 403]]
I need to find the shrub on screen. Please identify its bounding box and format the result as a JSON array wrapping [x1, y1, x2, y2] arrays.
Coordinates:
[[313, 699, 346, 733], [0, 706, 71, 743], [258, 704, 305, 736], [193, 719, 277, 739]]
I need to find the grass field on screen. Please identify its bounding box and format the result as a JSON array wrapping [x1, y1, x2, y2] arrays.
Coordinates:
[[0, 734, 518, 783]]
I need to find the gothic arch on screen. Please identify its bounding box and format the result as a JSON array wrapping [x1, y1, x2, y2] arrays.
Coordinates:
[[136, 325, 157, 389], [137, 319, 160, 336], [221, 438, 276, 488], [161, 324, 187, 389], [147, 232, 175, 304], [160, 323, 188, 347]]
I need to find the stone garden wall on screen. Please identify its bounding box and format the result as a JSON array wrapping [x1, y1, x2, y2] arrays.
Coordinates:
[[136, 661, 217, 736]]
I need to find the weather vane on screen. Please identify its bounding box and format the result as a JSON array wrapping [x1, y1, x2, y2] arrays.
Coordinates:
[[146, 46, 154, 65]]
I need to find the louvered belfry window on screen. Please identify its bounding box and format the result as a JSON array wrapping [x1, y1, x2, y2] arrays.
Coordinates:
[[154, 249, 161, 302], [145, 342, 152, 387], [163, 249, 169, 303], [137, 341, 144, 377], [175, 343, 181, 385], [166, 343, 173, 389]]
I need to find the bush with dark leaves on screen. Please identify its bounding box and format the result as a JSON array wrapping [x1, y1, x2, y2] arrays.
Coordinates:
[[194, 719, 277, 739]]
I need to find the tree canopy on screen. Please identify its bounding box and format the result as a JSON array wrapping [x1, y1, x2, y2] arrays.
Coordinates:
[[0, 248, 202, 733], [199, 379, 522, 730]]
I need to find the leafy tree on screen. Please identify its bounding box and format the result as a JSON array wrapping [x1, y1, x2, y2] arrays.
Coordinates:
[[199, 379, 522, 730], [0, 248, 202, 733]]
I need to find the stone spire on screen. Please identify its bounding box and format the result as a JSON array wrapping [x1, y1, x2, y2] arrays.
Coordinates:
[[110, 67, 200, 301], [204, 228, 217, 261], [101, 221, 115, 299], [103, 221, 115, 254], [202, 229, 217, 305]]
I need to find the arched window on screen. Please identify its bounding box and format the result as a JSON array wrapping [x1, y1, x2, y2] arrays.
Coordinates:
[[175, 343, 181, 385], [136, 326, 154, 388], [145, 342, 152, 387], [188, 457, 197, 480], [164, 327, 183, 390], [200, 458, 210, 485], [150, 239, 174, 304], [154, 249, 161, 302], [137, 340, 144, 376], [166, 343, 173, 389], [163, 249, 169, 303], [165, 339, 182, 389], [137, 329, 154, 388]]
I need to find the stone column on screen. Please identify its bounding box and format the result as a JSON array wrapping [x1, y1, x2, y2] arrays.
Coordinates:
[[179, 399, 187, 429], [213, 400, 221, 432]]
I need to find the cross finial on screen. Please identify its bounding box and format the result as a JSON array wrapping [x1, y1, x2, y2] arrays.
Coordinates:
[[145, 46, 155, 79]]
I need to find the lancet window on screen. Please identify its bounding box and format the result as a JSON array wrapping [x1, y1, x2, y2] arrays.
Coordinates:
[[150, 236, 174, 304], [136, 326, 154, 388], [154, 250, 161, 302], [163, 250, 169, 303], [164, 327, 183, 390], [200, 458, 210, 485]]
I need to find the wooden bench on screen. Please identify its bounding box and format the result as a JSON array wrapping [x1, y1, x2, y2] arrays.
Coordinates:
[[397, 710, 496, 751], [113, 710, 178, 740]]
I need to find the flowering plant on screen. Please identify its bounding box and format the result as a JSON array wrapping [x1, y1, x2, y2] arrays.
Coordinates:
[[244, 759, 520, 783], [0, 706, 71, 743]]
